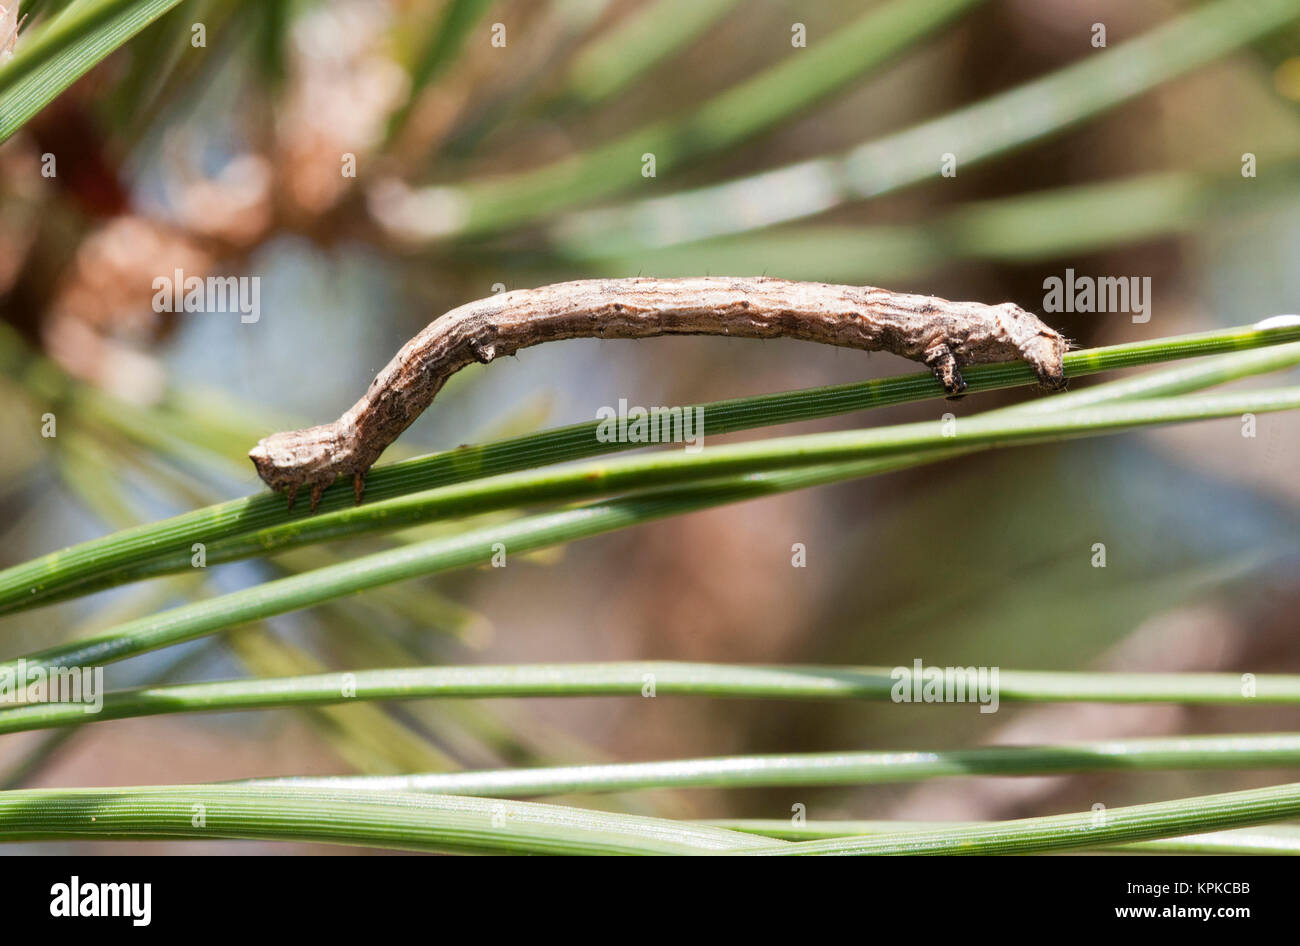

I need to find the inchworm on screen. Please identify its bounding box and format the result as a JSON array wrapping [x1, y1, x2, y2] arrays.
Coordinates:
[[250, 277, 1068, 510]]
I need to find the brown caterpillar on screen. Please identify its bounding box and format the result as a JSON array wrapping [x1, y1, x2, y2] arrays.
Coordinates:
[[250, 277, 1068, 511]]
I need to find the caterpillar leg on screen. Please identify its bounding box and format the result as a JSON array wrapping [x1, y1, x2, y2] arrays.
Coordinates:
[[924, 342, 967, 399]]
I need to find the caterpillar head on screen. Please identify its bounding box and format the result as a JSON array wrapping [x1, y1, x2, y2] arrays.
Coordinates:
[[249, 424, 349, 511]]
